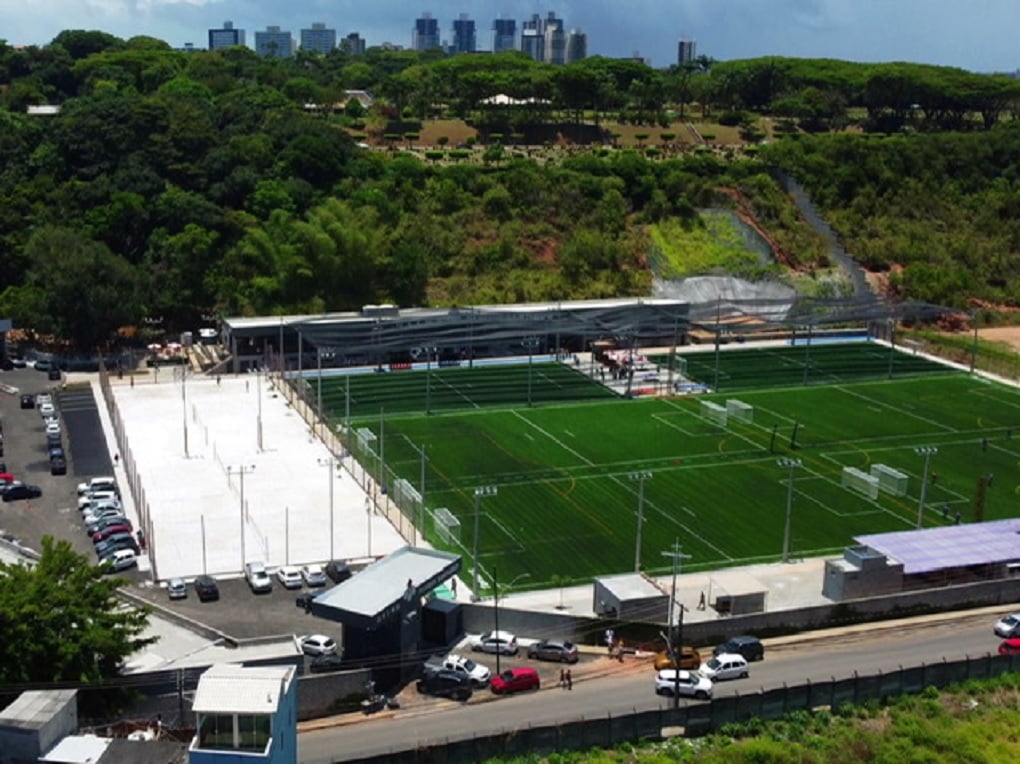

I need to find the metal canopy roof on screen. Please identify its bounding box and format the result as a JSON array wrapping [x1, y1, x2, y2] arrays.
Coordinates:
[[310, 546, 461, 630], [855, 519, 1020, 575]]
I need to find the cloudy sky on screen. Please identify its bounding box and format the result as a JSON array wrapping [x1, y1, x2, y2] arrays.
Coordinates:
[[2, 0, 1018, 71]]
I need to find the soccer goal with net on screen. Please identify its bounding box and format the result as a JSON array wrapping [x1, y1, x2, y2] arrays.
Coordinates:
[[841, 466, 880, 500], [700, 400, 728, 427], [726, 399, 754, 424], [870, 464, 908, 497], [433, 507, 461, 546]]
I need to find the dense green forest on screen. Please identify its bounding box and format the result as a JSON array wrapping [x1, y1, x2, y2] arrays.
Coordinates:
[[2, 31, 1020, 350]]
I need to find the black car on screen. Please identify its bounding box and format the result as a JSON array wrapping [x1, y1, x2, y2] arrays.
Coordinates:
[[309, 654, 344, 674], [2, 482, 42, 502], [45, 432, 61, 448], [48, 366, 62, 381], [94, 533, 139, 557], [714, 635, 765, 662], [194, 575, 220, 602], [19, 394, 34, 409], [48, 446, 65, 461], [416, 669, 473, 701], [325, 560, 352, 584], [50, 457, 67, 476]]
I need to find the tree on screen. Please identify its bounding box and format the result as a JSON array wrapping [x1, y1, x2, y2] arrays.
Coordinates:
[[0, 536, 155, 683]]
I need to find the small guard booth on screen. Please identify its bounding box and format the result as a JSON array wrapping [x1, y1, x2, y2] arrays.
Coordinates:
[[309, 546, 461, 685]]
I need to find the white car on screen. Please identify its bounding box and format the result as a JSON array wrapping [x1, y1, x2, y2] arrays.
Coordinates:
[[301, 564, 327, 587], [79, 491, 118, 510], [276, 565, 303, 589], [45, 421, 61, 436], [37, 402, 55, 417], [77, 476, 116, 496], [101, 549, 137, 573], [994, 613, 1020, 638], [301, 634, 338, 656], [245, 562, 272, 593], [167, 578, 187, 599], [698, 653, 749, 681], [472, 629, 519, 655], [654, 669, 713, 700]]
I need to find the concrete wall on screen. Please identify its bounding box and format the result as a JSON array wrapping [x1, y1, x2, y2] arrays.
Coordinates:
[[296, 668, 373, 721]]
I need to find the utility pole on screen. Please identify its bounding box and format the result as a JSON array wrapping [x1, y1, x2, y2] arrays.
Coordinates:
[[629, 471, 652, 571], [661, 539, 691, 708], [915, 446, 938, 528], [777, 458, 802, 563]]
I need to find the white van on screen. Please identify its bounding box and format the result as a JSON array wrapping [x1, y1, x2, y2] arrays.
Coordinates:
[[103, 549, 137, 573]]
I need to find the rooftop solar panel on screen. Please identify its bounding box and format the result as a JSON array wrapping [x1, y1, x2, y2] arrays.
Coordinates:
[[856, 519, 1020, 575]]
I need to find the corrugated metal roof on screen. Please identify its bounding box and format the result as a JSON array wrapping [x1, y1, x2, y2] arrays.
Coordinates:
[[38, 734, 110, 763], [596, 573, 666, 601], [856, 518, 1020, 575], [192, 664, 294, 714], [0, 690, 76, 729]]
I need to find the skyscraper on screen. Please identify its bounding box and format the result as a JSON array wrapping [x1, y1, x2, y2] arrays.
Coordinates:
[[678, 38, 697, 66], [452, 13, 476, 53], [208, 20, 245, 50], [301, 22, 336, 55], [492, 17, 516, 53], [412, 12, 441, 51], [342, 32, 367, 56], [566, 29, 587, 64], [543, 13, 565, 66], [520, 14, 544, 61], [255, 26, 294, 58]]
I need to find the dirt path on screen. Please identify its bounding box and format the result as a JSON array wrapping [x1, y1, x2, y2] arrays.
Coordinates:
[[978, 327, 1020, 352]]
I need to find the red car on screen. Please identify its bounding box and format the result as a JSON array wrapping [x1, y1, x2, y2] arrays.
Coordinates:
[[92, 524, 132, 543], [998, 638, 1020, 655], [490, 667, 540, 695]]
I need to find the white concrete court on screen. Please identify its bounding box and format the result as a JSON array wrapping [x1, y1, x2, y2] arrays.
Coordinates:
[[104, 371, 405, 581]]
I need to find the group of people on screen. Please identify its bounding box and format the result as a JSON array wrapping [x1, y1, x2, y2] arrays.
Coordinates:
[[558, 668, 573, 690]]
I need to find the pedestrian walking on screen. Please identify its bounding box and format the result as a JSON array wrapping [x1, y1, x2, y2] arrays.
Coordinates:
[[942, 503, 950, 521], [559, 668, 566, 689], [565, 669, 573, 690], [982, 437, 988, 452], [605, 628, 615, 655], [987, 473, 995, 487], [955, 510, 962, 525], [698, 591, 706, 610]]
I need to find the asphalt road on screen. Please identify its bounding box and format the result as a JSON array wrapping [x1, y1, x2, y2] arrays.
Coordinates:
[[298, 610, 1009, 763]]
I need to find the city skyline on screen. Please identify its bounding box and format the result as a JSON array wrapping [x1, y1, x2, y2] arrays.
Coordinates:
[[0, 1, 1018, 71]]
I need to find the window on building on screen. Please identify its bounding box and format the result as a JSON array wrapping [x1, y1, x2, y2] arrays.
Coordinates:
[[197, 713, 234, 749], [238, 714, 271, 751]]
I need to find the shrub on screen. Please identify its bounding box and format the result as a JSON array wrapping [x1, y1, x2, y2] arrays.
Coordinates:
[[718, 110, 745, 126]]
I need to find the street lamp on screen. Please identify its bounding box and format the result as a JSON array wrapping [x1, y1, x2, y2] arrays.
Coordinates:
[[318, 457, 340, 561], [472, 485, 498, 598], [181, 368, 189, 458], [227, 464, 256, 569], [523, 336, 540, 407], [777, 458, 802, 563], [628, 471, 652, 571], [915, 446, 938, 528], [256, 364, 263, 451]]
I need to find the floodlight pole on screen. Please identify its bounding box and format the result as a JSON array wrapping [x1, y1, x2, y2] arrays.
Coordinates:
[[777, 458, 802, 563], [257, 364, 263, 451], [629, 471, 653, 571], [227, 464, 256, 569], [524, 336, 540, 407], [421, 345, 437, 414], [915, 446, 938, 528], [181, 369, 189, 458], [318, 457, 337, 560], [472, 485, 498, 599]]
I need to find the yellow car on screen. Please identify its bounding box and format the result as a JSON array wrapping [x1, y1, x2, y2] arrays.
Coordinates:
[[654, 646, 701, 671]]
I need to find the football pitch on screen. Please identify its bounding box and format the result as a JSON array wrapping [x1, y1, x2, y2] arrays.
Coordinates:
[[315, 344, 1020, 592]]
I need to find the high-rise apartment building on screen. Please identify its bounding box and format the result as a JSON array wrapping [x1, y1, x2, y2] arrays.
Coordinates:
[[301, 22, 336, 55], [208, 20, 245, 50], [451, 13, 476, 53], [678, 38, 696, 66], [342, 32, 367, 56], [412, 12, 441, 51], [520, 13, 545, 61], [566, 29, 587, 64], [255, 26, 294, 58], [492, 17, 516, 53]]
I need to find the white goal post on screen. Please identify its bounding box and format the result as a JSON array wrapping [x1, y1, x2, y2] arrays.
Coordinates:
[[842, 466, 880, 500], [433, 507, 460, 545], [700, 400, 728, 427], [870, 464, 908, 497], [726, 399, 754, 424]]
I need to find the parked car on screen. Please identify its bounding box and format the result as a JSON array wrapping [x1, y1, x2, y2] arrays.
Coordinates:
[[2, 482, 42, 502], [300, 634, 338, 656], [416, 669, 473, 701], [50, 457, 67, 476], [425, 653, 491, 686], [276, 565, 303, 589], [699, 653, 749, 681], [101, 549, 137, 573], [84, 509, 127, 528], [714, 635, 764, 662], [527, 639, 579, 663], [194, 575, 220, 602], [48, 446, 65, 461], [245, 561, 272, 593], [19, 394, 34, 409], [309, 654, 344, 674], [998, 638, 1020, 655], [994, 613, 1020, 638], [44, 421, 61, 436], [77, 476, 117, 496], [472, 630, 519, 655], [37, 402, 55, 417], [48, 366, 62, 381], [325, 560, 352, 584], [167, 578, 188, 600], [78, 491, 118, 510], [92, 524, 133, 543], [490, 667, 540, 695], [654, 669, 713, 699], [94, 533, 139, 558], [654, 646, 701, 671], [45, 432, 62, 449], [301, 563, 327, 587]]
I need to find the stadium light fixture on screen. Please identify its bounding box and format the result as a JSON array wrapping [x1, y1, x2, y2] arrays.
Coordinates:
[[628, 471, 653, 571], [472, 485, 498, 599], [777, 458, 802, 563], [915, 446, 938, 528]]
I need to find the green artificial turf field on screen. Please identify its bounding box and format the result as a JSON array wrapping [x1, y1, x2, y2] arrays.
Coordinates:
[[310, 345, 1020, 593]]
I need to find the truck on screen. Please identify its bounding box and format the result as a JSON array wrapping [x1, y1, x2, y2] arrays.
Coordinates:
[[424, 653, 491, 686]]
